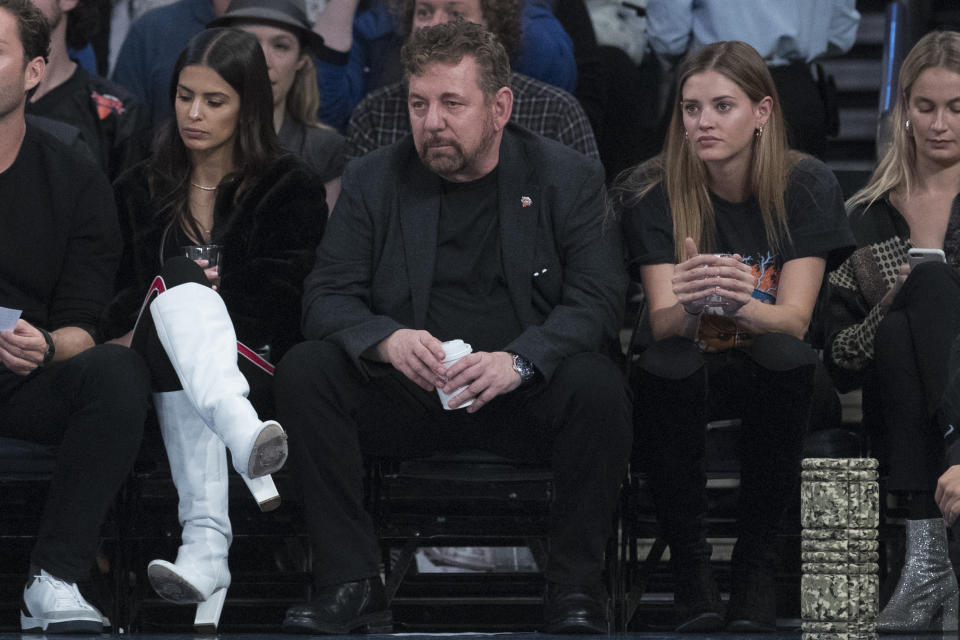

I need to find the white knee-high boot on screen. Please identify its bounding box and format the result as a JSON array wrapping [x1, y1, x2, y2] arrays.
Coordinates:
[[149, 282, 287, 505], [148, 391, 232, 631]]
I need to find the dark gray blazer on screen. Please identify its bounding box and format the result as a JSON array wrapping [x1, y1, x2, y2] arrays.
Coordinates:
[[301, 124, 626, 382]]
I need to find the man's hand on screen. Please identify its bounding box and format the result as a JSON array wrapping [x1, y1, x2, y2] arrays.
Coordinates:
[[376, 329, 446, 391], [936, 465, 960, 525], [0, 319, 47, 376], [441, 351, 522, 413]]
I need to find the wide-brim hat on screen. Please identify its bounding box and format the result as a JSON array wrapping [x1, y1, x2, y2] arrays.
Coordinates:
[[209, 0, 325, 56]]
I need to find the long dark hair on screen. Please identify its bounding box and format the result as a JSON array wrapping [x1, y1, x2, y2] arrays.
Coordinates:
[[148, 28, 284, 238]]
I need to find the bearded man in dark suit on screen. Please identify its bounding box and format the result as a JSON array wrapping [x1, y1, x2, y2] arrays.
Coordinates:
[[275, 19, 631, 636]]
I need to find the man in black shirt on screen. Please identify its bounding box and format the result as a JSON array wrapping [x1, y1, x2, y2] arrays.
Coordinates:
[[0, 0, 150, 633], [275, 20, 631, 635], [25, 0, 150, 180]]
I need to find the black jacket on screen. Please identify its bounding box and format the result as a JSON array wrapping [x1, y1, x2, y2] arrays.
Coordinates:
[[302, 124, 625, 381], [104, 154, 327, 361]]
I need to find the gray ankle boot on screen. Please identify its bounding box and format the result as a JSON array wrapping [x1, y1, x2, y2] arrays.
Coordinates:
[[877, 518, 959, 633]]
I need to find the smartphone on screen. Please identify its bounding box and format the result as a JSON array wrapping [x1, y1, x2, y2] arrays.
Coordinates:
[[908, 248, 946, 270]]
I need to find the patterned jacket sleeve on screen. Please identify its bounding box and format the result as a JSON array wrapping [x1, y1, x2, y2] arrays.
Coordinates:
[[824, 234, 908, 392]]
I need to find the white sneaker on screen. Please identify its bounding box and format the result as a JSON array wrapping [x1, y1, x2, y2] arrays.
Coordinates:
[[21, 569, 104, 633]]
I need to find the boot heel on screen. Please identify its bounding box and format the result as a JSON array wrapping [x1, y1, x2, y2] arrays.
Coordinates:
[[194, 587, 227, 633], [940, 595, 959, 632], [242, 474, 281, 512]]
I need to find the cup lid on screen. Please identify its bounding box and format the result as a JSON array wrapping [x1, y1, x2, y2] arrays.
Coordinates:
[[441, 339, 472, 361]]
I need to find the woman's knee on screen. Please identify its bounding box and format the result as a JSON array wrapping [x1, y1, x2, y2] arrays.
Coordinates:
[[746, 333, 817, 372], [874, 310, 910, 368], [635, 336, 703, 380], [907, 260, 958, 291]]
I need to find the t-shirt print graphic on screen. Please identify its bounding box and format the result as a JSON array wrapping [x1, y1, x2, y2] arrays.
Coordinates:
[[697, 251, 779, 353]]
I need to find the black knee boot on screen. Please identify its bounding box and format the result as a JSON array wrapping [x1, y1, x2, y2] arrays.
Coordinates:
[[634, 355, 722, 632], [727, 357, 813, 632]]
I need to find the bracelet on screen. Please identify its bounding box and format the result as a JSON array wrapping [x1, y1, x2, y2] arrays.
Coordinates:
[[38, 327, 56, 366]]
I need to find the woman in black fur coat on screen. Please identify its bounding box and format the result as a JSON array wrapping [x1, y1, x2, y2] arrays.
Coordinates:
[[102, 28, 326, 630]]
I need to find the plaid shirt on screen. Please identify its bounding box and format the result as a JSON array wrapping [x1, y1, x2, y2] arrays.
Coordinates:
[[346, 72, 599, 161]]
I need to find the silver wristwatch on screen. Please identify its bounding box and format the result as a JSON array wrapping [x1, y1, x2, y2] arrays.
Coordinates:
[[509, 352, 536, 383]]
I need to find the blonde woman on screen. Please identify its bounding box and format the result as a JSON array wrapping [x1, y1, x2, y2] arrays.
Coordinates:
[[212, 0, 347, 213], [824, 30, 960, 634], [610, 40, 853, 632]]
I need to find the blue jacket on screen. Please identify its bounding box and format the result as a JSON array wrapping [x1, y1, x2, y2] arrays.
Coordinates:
[[111, 0, 216, 127], [317, 0, 577, 131]]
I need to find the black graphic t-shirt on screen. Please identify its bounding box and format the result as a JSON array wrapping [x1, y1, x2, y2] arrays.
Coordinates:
[[622, 156, 855, 350]]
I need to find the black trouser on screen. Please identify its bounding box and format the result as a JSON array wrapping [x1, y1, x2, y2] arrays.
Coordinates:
[[274, 339, 633, 588], [129, 257, 274, 414], [633, 333, 816, 573], [0, 344, 151, 582], [874, 261, 960, 497]]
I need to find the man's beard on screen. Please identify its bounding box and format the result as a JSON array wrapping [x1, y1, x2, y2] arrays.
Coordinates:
[[0, 69, 27, 122], [417, 112, 497, 179]]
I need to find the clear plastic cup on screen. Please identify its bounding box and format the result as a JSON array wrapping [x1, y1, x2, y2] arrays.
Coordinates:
[[702, 253, 738, 316]]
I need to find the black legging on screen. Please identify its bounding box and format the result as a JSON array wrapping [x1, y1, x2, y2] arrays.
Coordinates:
[[0, 345, 150, 582], [128, 257, 275, 415], [873, 261, 960, 509], [633, 332, 817, 574]]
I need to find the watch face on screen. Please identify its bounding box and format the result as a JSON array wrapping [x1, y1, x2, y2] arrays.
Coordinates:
[[513, 354, 534, 380]]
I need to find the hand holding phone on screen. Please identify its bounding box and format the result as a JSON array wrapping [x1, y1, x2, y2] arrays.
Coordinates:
[[908, 248, 946, 270]]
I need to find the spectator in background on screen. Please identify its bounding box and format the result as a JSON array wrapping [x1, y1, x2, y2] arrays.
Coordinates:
[[111, 0, 228, 125], [823, 30, 960, 634], [312, 0, 576, 131], [347, 9, 596, 160], [210, 0, 347, 212], [64, 0, 105, 72], [553, 0, 664, 180], [27, 0, 151, 180], [0, 0, 151, 633], [645, 0, 860, 158], [108, 0, 178, 74]]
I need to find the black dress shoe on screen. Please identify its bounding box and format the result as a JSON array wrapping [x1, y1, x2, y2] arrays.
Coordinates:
[[282, 577, 393, 634], [542, 582, 610, 634]]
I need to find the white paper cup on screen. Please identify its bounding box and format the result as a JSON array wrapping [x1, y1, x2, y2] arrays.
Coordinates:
[[437, 339, 474, 410]]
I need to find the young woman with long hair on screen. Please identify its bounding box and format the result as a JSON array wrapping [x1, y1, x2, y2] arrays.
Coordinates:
[[102, 27, 327, 630], [211, 0, 347, 213], [610, 40, 853, 632], [824, 30, 960, 633]]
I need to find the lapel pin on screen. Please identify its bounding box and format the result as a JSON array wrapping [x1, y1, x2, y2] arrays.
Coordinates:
[[521, 196, 532, 207]]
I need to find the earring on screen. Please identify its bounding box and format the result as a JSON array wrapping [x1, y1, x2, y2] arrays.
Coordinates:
[[755, 125, 763, 138], [905, 120, 912, 130]]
